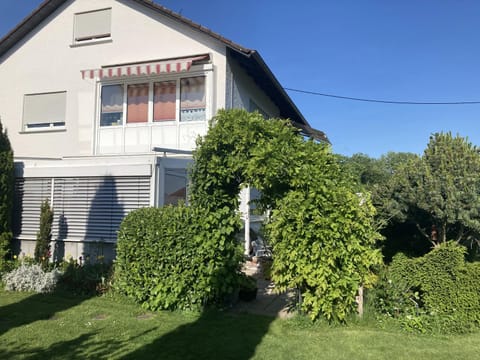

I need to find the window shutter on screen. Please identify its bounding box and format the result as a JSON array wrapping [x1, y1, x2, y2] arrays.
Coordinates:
[[74, 8, 111, 41], [51, 176, 150, 242], [14, 176, 150, 243], [23, 92, 66, 128]]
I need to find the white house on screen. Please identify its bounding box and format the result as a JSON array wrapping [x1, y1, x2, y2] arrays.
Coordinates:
[[0, 0, 328, 261]]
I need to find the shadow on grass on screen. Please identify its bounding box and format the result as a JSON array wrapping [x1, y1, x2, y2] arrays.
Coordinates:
[[0, 291, 89, 336], [1, 291, 274, 359], [0, 332, 105, 360], [121, 309, 274, 360], [0, 327, 159, 360]]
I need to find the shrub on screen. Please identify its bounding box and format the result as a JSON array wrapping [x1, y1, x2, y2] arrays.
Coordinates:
[[373, 242, 480, 333], [115, 205, 242, 311], [0, 120, 14, 271], [2, 263, 61, 293], [34, 199, 53, 269], [58, 260, 113, 295]]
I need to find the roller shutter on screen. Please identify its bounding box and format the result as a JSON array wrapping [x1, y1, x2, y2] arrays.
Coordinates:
[[14, 176, 150, 242], [13, 178, 52, 239]]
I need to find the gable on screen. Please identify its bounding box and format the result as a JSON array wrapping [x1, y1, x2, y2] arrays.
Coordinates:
[[0, 0, 327, 143]]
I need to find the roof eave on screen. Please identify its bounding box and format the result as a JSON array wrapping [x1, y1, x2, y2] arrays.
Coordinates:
[[227, 48, 329, 143], [0, 0, 66, 60], [131, 0, 253, 55], [249, 50, 309, 126]]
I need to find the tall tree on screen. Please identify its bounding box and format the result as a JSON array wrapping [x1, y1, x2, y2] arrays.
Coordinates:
[[339, 151, 419, 228], [0, 120, 14, 266], [389, 133, 480, 248]]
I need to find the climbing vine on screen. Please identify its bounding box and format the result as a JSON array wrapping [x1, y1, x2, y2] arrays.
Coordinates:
[[190, 109, 382, 321]]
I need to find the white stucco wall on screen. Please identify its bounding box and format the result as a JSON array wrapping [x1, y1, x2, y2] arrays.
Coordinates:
[[228, 57, 280, 118], [0, 0, 227, 158]]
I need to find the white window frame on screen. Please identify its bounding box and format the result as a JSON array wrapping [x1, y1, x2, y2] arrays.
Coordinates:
[[155, 158, 192, 207], [97, 68, 212, 129], [22, 91, 67, 132], [72, 8, 112, 46]]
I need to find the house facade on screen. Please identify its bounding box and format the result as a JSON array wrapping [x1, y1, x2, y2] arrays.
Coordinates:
[[0, 0, 327, 261]]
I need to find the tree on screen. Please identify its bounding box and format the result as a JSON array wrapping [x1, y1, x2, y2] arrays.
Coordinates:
[[0, 120, 14, 267], [338, 152, 426, 260], [388, 133, 480, 248], [338, 153, 388, 191], [339, 152, 419, 214], [35, 199, 53, 268]]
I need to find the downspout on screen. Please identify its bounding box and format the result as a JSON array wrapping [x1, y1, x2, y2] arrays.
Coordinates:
[[244, 185, 250, 256]]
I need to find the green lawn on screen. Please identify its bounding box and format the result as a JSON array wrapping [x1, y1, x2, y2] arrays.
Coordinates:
[[0, 290, 478, 360]]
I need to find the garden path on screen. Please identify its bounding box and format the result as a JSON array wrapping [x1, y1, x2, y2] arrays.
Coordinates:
[[232, 260, 294, 319]]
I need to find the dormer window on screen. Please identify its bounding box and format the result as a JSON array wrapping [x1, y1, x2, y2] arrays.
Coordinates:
[[74, 8, 111, 44]]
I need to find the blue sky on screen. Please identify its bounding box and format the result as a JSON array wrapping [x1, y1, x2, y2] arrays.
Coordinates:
[[1, 0, 479, 158]]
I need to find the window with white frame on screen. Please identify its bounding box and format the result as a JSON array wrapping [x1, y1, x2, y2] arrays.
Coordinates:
[[154, 80, 176, 122], [22, 91, 66, 130], [99, 75, 206, 126], [74, 8, 111, 44], [100, 85, 123, 126], [180, 76, 206, 122], [164, 168, 188, 205]]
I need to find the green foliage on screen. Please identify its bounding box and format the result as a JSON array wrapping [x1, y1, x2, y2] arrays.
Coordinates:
[[338, 152, 428, 260], [190, 109, 382, 321], [58, 260, 113, 295], [266, 144, 382, 321], [190, 109, 306, 211], [385, 133, 480, 248], [34, 199, 53, 268], [238, 273, 257, 291], [338, 153, 388, 191], [115, 205, 242, 311], [0, 120, 14, 270], [373, 242, 480, 333], [115, 109, 381, 319]]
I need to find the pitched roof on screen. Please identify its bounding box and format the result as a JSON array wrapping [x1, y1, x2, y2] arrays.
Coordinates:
[[0, 0, 329, 143]]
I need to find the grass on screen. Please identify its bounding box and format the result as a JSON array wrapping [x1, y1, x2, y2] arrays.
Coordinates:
[[0, 290, 479, 360]]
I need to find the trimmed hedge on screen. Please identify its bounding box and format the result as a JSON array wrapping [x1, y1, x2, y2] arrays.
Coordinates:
[[115, 205, 242, 311], [373, 242, 480, 333]]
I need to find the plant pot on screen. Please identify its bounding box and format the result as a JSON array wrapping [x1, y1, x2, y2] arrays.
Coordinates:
[[238, 287, 258, 302]]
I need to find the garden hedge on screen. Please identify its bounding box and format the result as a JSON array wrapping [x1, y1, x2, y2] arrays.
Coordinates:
[[115, 205, 242, 311], [374, 242, 480, 332]]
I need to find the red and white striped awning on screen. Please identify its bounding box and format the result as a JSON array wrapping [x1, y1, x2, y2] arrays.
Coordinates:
[[81, 54, 209, 80]]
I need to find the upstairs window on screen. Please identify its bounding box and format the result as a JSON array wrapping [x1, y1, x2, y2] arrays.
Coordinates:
[[154, 81, 176, 122], [74, 8, 111, 44], [23, 92, 66, 131], [100, 76, 206, 126], [180, 76, 206, 122], [127, 83, 149, 123], [100, 85, 123, 126]]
